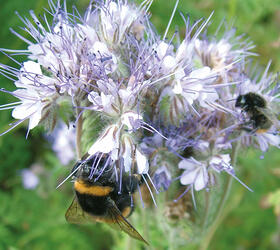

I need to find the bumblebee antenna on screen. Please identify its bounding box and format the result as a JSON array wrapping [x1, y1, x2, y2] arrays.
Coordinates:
[[56, 153, 92, 189], [227, 98, 237, 102], [56, 161, 83, 189]]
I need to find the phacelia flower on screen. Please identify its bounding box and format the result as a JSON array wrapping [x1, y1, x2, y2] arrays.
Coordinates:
[[179, 157, 209, 191], [0, 0, 279, 226]]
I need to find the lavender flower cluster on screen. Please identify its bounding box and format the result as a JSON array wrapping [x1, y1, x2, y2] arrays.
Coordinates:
[[1, 0, 280, 201]]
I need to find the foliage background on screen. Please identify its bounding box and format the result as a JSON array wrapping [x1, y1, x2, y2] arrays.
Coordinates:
[[0, 0, 280, 249]]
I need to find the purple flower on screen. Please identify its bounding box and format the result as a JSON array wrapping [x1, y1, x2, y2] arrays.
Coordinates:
[[21, 169, 39, 190], [51, 122, 76, 165], [179, 157, 208, 191], [153, 166, 172, 191]]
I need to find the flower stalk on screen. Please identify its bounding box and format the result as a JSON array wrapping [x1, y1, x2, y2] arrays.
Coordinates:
[[200, 140, 241, 250], [75, 108, 83, 159]]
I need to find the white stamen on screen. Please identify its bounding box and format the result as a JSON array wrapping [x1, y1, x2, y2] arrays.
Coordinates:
[[163, 0, 180, 41]]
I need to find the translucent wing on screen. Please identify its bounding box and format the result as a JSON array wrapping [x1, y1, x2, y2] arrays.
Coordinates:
[[107, 201, 149, 245], [65, 197, 148, 245], [256, 107, 277, 128], [65, 197, 96, 224], [257, 107, 274, 118]]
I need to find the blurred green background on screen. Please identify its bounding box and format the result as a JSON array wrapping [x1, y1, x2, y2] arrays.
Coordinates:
[[0, 0, 280, 249]]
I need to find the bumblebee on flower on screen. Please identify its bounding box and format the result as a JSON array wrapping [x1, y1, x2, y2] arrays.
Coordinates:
[[1, 0, 280, 247], [233, 63, 280, 151]]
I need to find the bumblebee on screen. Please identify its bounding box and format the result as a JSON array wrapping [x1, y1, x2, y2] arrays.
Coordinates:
[[235, 92, 273, 133], [65, 156, 148, 245]]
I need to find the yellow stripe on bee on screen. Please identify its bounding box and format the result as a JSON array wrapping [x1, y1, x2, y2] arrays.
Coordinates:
[[94, 216, 117, 223], [93, 207, 131, 223], [74, 180, 113, 196], [121, 206, 132, 218], [256, 129, 269, 134]]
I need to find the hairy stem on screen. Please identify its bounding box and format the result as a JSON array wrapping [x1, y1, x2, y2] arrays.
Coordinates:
[[201, 189, 211, 231], [76, 107, 83, 159], [200, 141, 241, 250]]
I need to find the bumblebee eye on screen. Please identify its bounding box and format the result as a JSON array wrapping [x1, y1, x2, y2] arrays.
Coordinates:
[[83, 166, 90, 174]]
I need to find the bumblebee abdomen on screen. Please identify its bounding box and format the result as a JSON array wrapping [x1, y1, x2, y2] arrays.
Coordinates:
[[114, 194, 133, 218], [75, 192, 109, 216], [74, 179, 114, 216]]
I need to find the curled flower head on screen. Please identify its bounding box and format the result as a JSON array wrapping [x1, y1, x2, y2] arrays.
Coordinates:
[[97, 0, 147, 44], [0, 0, 154, 134]]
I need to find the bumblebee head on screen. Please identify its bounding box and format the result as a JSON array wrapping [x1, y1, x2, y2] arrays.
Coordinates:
[[71, 156, 111, 182], [236, 92, 266, 109], [235, 94, 246, 108]]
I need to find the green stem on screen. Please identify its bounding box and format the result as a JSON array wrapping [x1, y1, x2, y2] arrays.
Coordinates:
[[201, 190, 211, 231], [200, 176, 233, 250], [143, 206, 150, 250], [200, 141, 241, 250], [201, 142, 214, 232], [76, 107, 83, 159]]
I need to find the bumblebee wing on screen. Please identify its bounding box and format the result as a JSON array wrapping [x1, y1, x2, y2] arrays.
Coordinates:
[[107, 202, 149, 245], [257, 107, 279, 127], [257, 107, 272, 116], [65, 197, 96, 224]]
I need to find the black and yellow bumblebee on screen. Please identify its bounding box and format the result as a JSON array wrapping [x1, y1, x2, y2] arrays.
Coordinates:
[[235, 92, 274, 133], [65, 155, 148, 245]]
